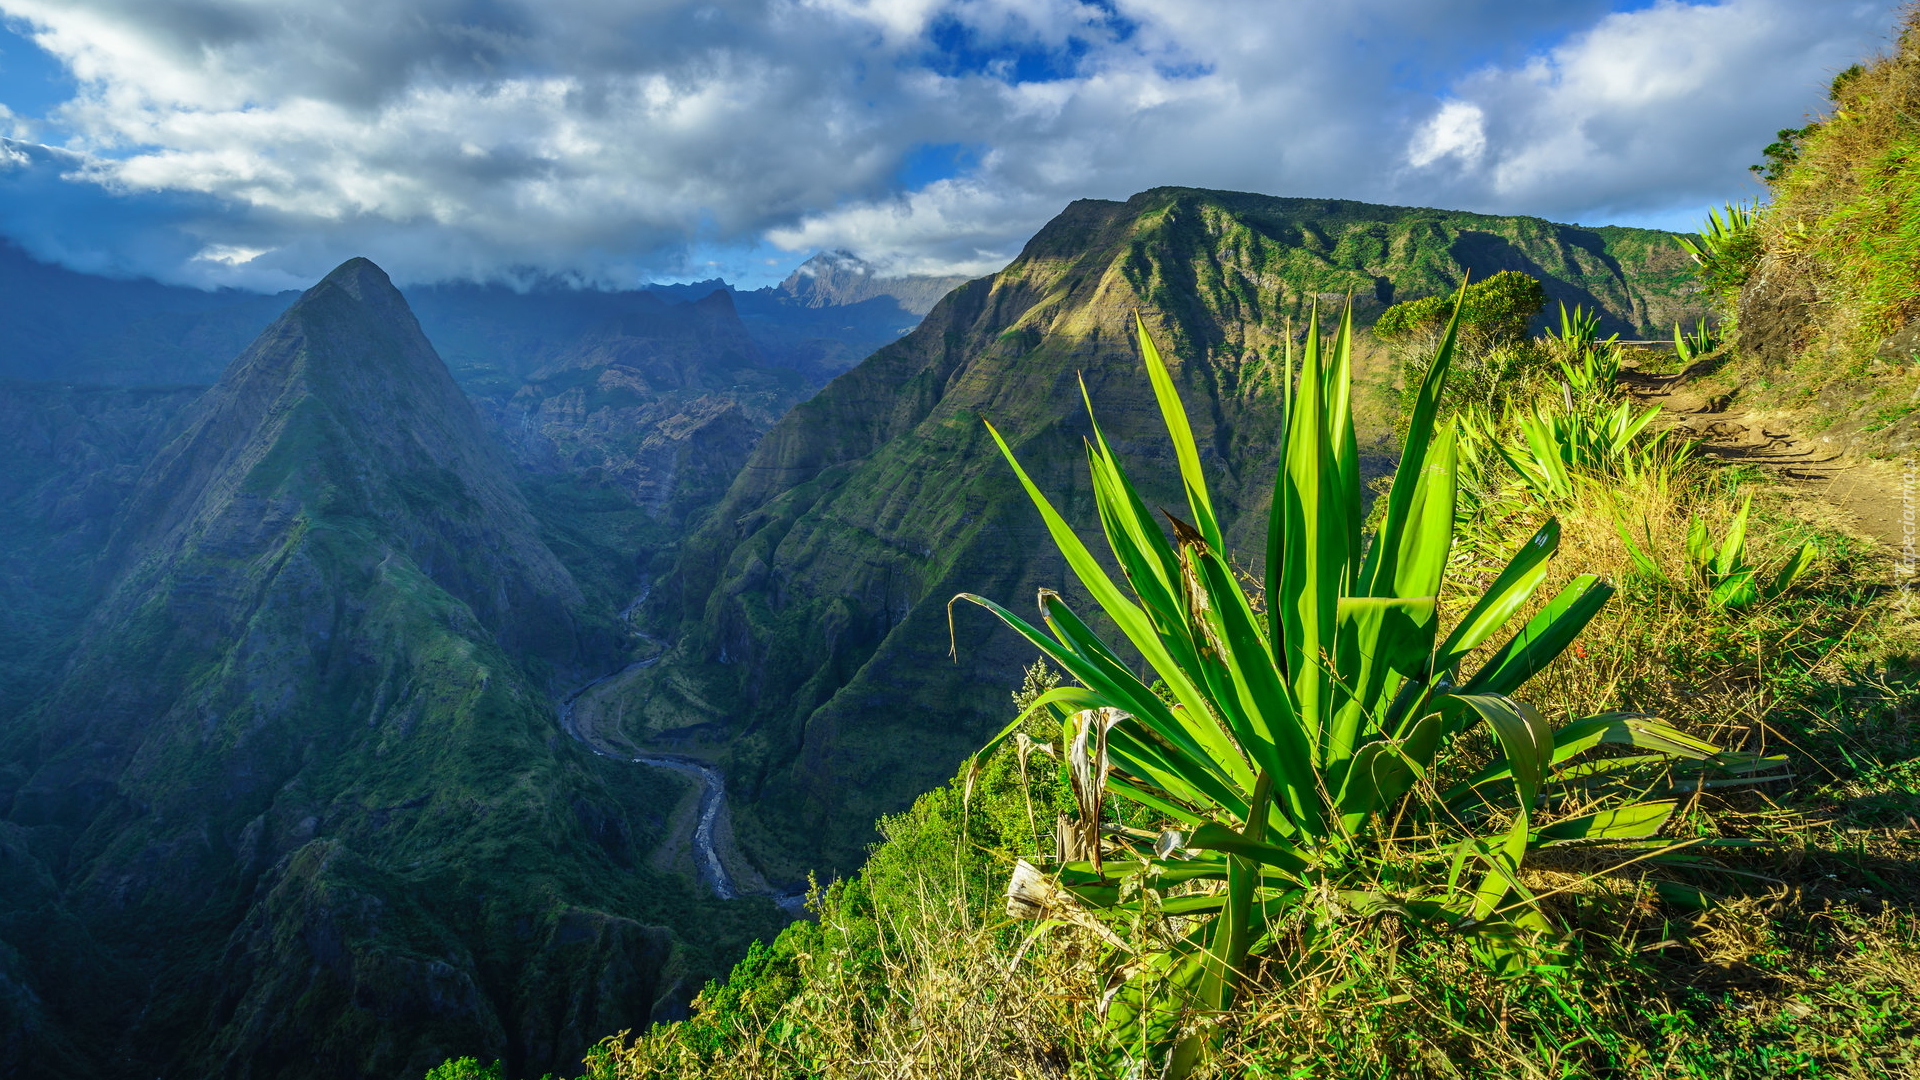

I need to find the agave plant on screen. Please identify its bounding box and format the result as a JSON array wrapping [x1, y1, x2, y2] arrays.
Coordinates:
[[1617, 491, 1818, 608], [1510, 400, 1672, 498], [1677, 201, 1762, 295], [1548, 301, 1605, 353], [1459, 397, 1687, 502], [1677, 201, 1758, 267], [1547, 302, 1623, 397], [957, 296, 1779, 1075], [1558, 342, 1624, 400], [1673, 320, 1723, 365]]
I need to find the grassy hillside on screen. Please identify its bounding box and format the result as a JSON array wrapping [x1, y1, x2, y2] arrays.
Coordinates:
[[1711, 11, 1920, 453], [610, 188, 1711, 883]]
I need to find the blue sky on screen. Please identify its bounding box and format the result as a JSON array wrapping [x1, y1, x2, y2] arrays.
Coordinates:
[[0, 0, 1898, 292]]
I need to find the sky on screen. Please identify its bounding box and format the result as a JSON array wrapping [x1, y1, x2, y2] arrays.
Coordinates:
[[0, 0, 1899, 293]]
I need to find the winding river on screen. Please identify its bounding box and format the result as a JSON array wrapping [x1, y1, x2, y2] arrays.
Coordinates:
[[556, 599, 806, 914]]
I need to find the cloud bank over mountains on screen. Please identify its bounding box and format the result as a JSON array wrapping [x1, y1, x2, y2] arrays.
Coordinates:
[[0, 0, 1896, 290]]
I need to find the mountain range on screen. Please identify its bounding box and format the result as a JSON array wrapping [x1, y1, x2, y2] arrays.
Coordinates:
[[0, 187, 1706, 1077]]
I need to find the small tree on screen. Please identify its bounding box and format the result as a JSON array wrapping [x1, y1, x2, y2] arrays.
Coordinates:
[[1378, 271, 1551, 418], [1374, 269, 1545, 347]]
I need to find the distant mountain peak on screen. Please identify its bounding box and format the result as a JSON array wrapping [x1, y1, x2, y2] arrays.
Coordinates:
[[777, 251, 969, 315]]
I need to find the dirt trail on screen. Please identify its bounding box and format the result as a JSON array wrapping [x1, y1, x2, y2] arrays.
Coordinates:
[[1621, 364, 1914, 557]]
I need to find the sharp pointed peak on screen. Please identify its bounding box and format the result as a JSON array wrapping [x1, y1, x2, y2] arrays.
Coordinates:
[[312, 257, 402, 304]]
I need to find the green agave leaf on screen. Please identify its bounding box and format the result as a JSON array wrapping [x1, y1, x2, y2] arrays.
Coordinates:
[[1715, 492, 1754, 580], [978, 420, 1238, 770], [1275, 304, 1342, 731], [1086, 439, 1184, 633], [1458, 574, 1613, 697], [1685, 516, 1715, 568], [1041, 593, 1256, 794], [1104, 720, 1252, 824], [1387, 420, 1459, 609], [1211, 851, 1259, 1010], [1450, 694, 1551, 889], [1709, 569, 1759, 609], [1463, 834, 1537, 921], [1556, 713, 1785, 775], [1450, 694, 1552, 805], [1332, 738, 1409, 833], [1453, 711, 1746, 798], [1548, 751, 1675, 787], [1329, 595, 1437, 782], [1766, 541, 1819, 599], [1105, 774, 1209, 826], [1034, 586, 1235, 769], [1617, 404, 1660, 444], [1654, 881, 1720, 911], [967, 683, 1106, 773], [1325, 303, 1363, 591], [1183, 822, 1311, 877], [1436, 518, 1560, 671], [1159, 893, 1231, 917], [1362, 282, 1468, 599], [1536, 801, 1676, 844], [1064, 881, 1123, 908], [1611, 515, 1669, 584], [1188, 546, 1322, 831], [1146, 858, 1233, 889], [1099, 919, 1218, 1077], [951, 590, 1232, 794], [1133, 313, 1226, 556]]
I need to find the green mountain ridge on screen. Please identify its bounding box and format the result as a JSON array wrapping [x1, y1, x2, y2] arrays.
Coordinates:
[[615, 186, 1711, 880], [0, 259, 782, 1080]]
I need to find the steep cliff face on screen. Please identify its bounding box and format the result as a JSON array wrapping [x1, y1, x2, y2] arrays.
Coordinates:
[[0, 260, 781, 1080], [616, 187, 1710, 880]]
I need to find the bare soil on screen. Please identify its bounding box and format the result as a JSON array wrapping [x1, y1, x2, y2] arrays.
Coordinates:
[[1623, 364, 1915, 557]]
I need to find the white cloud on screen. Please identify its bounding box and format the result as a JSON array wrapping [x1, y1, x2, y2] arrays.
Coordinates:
[[1408, 101, 1487, 169], [0, 0, 1900, 288], [1402, 0, 1896, 220], [192, 242, 269, 265]]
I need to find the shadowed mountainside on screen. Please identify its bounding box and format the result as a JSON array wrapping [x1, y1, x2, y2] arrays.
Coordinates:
[[0, 260, 784, 1080], [611, 186, 1712, 882], [0, 242, 296, 385]]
